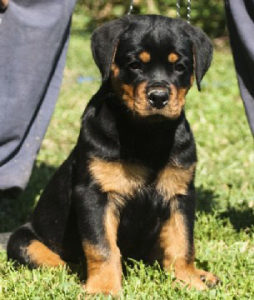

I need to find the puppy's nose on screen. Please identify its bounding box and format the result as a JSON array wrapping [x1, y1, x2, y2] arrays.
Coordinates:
[[147, 88, 169, 109]]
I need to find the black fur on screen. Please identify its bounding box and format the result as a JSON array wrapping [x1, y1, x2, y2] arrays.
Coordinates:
[[92, 15, 212, 89], [7, 15, 213, 283]]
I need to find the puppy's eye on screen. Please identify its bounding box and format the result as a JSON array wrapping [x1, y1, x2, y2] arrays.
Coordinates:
[[129, 61, 142, 70], [175, 63, 186, 73]]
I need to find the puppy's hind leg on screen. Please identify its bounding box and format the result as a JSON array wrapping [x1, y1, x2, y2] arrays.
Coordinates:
[[7, 223, 65, 268]]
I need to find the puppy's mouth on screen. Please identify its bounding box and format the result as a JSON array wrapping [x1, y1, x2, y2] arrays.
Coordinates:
[[133, 81, 187, 119], [111, 75, 188, 120]]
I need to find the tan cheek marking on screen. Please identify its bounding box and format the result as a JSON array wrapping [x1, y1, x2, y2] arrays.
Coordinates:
[[177, 87, 188, 107], [26, 240, 65, 267], [168, 52, 179, 63], [89, 158, 148, 197], [134, 81, 150, 116], [111, 63, 120, 78], [139, 51, 151, 63], [122, 84, 135, 110], [160, 85, 187, 119], [111, 70, 135, 111], [111, 77, 148, 115], [156, 163, 196, 201]]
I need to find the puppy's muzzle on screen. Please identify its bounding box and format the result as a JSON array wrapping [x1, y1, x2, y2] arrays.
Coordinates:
[[147, 84, 170, 109]]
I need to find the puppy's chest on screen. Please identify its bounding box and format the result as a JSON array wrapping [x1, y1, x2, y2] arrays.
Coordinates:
[[89, 157, 195, 204], [89, 157, 194, 257], [117, 186, 168, 259]]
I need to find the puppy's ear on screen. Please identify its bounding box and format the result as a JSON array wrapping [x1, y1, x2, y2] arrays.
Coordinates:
[[91, 17, 130, 82], [185, 25, 213, 91]]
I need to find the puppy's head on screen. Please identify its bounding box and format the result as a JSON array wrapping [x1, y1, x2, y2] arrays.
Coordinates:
[[92, 15, 213, 119]]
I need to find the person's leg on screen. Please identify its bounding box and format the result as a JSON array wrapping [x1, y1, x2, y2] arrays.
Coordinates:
[[0, 0, 76, 191], [224, 0, 254, 136]]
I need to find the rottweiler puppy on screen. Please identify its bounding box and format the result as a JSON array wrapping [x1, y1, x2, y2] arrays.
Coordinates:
[[7, 15, 219, 295]]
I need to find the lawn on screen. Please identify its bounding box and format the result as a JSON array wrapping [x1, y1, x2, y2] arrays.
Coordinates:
[[0, 10, 254, 300]]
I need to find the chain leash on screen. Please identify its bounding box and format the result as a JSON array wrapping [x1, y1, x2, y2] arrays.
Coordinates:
[[128, 0, 191, 23], [127, 0, 134, 15], [176, 0, 192, 23]]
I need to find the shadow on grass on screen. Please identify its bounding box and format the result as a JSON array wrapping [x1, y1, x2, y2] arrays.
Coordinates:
[[195, 186, 219, 214], [2, 174, 253, 233], [0, 163, 57, 233], [196, 186, 254, 232], [219, 205, 254, 232]]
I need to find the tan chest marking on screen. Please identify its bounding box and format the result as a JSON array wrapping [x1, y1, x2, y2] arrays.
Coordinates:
[[89, 158, 148, 197], [156, 163, 196, 201]]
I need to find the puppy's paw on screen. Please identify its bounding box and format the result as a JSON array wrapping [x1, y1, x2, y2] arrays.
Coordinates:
[[83, 276, 121, 296], [197, 269, 220, 288], [175, 266, 220, 291]]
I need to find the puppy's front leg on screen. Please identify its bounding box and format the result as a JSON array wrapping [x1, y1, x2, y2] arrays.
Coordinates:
[[74, 186, 122, 296], [157, 196, 219, 290]]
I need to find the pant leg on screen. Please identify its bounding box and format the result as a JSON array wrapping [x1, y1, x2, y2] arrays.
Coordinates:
[[0, 0, 76, 190], [224, 0, 254, 136]]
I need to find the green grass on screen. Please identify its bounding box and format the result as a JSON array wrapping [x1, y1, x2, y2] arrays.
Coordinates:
[[1, 11, 254, 299]]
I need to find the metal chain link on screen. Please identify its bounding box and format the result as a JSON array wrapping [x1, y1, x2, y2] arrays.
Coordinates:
[[128, 0, 134, 15], [186, 0, 192, 23], [176, 0, 192, 23], [176, 0, 181, 18], [128, 0, 191, 23]]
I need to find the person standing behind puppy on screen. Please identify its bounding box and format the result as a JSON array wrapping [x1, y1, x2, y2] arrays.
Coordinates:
[[225, 0, 254, 136], [0, 0, 77, 195]]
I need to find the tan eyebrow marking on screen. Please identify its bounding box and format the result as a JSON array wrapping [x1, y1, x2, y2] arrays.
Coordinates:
[[139, 51, 151, 63], [168, 52, 179, 63]]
